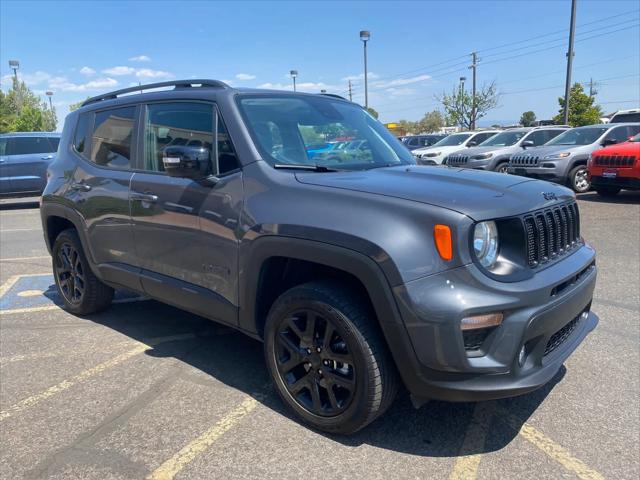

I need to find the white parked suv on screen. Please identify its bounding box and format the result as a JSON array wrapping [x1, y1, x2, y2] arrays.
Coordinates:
[[413, 130, 501, 165], [609, 108, 640, 123]]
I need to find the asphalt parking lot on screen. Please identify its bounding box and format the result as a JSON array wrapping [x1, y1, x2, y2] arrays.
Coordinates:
[[0, 192, 638, 480]]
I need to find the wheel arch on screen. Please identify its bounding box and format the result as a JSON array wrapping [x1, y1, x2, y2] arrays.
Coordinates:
[[41, 202, 95, 264]]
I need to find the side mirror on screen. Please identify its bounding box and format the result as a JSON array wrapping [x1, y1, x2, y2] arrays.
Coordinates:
[[162, 145, 212, 179], [602, 138, 617, 146], [522, 140, 534, 149], [467, 140, 477, 147]]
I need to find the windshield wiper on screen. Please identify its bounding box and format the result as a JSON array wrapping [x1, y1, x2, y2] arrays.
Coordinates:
[[273, 164, 338, 172]]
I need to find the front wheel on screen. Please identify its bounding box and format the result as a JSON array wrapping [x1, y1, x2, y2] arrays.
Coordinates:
[[495, 162, 509, 174], [264, 282, 398, 434], [594, 186, 621, 197], [569, 165, 590, 193]]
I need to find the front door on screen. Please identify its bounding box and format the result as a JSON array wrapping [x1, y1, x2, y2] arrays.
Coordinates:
[[130, 101, 241, 323]]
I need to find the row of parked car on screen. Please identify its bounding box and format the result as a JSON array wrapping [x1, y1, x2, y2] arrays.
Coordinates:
[[405, 121, 640, 195]]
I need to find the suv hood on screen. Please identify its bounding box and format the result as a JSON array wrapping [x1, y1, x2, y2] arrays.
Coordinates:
[[414, 145, 468, 155], [295, 165, 574, 220], [461, 145, 517, 157], [520, 144, 595, 158]]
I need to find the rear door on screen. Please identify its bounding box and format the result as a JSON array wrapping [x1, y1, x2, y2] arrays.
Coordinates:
[[4, 135, 58, 194]]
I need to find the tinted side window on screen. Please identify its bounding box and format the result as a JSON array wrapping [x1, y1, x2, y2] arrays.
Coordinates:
[[545, 129, 565, 143], [91, 106, 136, 169], [526, 130, 549, 146], [605, 126, 633, 144], [143, 102, 213, 173], [74, 113, 92, 158], [472, 132, 494, 144], [48, 137, 60, 151], [8, 136, 56, 155], [0, 138, 6, 156], [626, 125, 640, 138]]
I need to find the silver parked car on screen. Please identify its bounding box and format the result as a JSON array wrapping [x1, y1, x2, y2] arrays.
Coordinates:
[[0, 132, 60, 197], [507, 123, 640, 193]]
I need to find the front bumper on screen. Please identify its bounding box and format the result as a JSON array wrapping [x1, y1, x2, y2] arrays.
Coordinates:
[[590, 174, 640, 190], [391, 243, 597, 402], [507, 165, 566, 183]]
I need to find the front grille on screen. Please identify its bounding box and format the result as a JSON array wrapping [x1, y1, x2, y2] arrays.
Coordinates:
[[448, 154, 469, 166], [544, 314, 582, 356], [511, 154, 540, 166], [523, 202, 580, 268], [593, 154, 636, 167]]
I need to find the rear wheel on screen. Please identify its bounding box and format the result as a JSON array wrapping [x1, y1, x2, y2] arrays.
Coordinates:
[[569, 165, 590, 193], [52, 229, 114, 315], [594, 186, 621, 197], [264, 282, 398, 434]]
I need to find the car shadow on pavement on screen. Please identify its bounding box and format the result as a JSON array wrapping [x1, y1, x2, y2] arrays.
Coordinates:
[[577, 191, 640, 204], [57, 296, 567, 458]]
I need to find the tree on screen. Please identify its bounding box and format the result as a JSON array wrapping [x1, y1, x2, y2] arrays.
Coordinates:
[[0, 78, 57, 133], [365, 107, 379, 119], [553, 83, 603, 126], [436, 81, 500, 130], [520, 111, 537, 127], [417, 110, 444, 133], [69, 100, 84, 112]]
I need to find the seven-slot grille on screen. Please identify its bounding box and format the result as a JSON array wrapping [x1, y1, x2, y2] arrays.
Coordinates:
[[510, 154, 540, 166], [522, 202, 580, 268], [593, 154, 636, 167], [447, 154, 469, 165]]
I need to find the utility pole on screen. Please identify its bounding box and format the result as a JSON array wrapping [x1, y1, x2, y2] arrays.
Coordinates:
[[348, 79, 353, 101], [589, 78, 598, 97], [469, 52, 478, 130], [563, 0, 577, 125]]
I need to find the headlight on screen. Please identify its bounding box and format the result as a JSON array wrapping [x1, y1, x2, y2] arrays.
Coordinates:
[[543, 152, 571, 160], [425, 152, 440, 157], [472, 153, 493, 160], [473, 221, 499, 268]]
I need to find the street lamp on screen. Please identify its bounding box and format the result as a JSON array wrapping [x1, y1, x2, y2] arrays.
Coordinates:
[[359, 30, 370, 109], [459, 76, 466, 95], [46, 91, 54, 110], [320, 89, 327, 93], [8, 60, 19, 82], [290, 70, 298, 92]]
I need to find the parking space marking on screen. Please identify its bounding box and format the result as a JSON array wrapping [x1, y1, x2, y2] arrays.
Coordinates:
[[449, 402, 496, 480], [499, 410, 604, 480], [0, 255, 50, 262], [146, 396, 259, 480], [0, 228, 41, 233], [0, 340, 137, 365], [0, 333, 195, 422], [0, 273, 49, 297]]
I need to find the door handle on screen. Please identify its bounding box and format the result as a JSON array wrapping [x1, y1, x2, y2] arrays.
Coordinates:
[[70, 183, 92, 192], [130, 192, 158, 203]]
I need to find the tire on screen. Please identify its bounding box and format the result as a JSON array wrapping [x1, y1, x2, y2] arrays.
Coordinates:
[[264, 281, 399, 434], [494, 162, 509, 174], [52, 228, 114, 315], [569, 165, 590, 193], [595, 186, 621, 197]]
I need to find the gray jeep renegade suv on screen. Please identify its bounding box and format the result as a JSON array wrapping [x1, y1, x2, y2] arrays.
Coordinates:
[[40, 80, 598, 434]]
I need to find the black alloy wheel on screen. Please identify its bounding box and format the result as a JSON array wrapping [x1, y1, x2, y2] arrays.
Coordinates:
[[55, 242, 85, 305], [275, 309, 356, 417]]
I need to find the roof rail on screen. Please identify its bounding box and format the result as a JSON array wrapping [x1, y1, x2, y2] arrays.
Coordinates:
[[318, 93, 348, 101], [81, 79, 230, 107]]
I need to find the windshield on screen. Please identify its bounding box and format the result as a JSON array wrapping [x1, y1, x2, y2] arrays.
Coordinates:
[[432, 133, 472, 146], [479, 130, 527, 147], [237, 95, 414, 170], [545, 127, 608, 146]]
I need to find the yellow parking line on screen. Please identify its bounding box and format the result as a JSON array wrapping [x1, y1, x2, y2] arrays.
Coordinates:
[[500, 411, 604, 480], [449, 402, 496, 480], [147, 396, 259, 480], [0, 333, 194, 422], [0, 340, 137, 365]]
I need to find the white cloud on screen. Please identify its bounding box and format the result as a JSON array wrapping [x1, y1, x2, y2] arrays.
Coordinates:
[[135, 68, 172, 79], [235, 73, 256, 81], [385, 87, 417, 97], [79, 66, 96, 76], [129, 55, 151, 62], [372, 74, 431, 89], [48, 77, 119, 92], [102, 66, 136, 76], [257, 81, 340, 93], [341, 72, 379, 82]]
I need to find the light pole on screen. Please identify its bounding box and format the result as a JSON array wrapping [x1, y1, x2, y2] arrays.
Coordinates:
[[46, 91, 54, 110], [459, 76, 466, 95], [359, 30, 370, 109], [8, 60, 19, 82], [290, 70, 298, 92], [562, 0, 577, 125]]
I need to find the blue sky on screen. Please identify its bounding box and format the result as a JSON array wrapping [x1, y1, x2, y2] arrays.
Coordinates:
[[1, 0, 638, 128]]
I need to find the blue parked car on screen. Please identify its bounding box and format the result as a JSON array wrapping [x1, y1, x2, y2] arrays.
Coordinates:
[[0, 132, 60, 197]]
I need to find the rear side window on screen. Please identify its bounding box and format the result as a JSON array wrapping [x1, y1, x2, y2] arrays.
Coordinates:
[[610, 112, 640, 123], [7, 136, 57, 155], [73, 113, 92, 158], [525, 130, 564, 146], [605, 126, 635, 144], [91, 106, 136, 169], [471, 132, 496, 144]]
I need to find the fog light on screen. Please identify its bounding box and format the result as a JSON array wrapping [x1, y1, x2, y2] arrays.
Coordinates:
[[518, 345, 527, 367], [460, 313, 503, 331]]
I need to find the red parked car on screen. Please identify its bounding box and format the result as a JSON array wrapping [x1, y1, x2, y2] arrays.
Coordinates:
[[588, 133, 640, 196]]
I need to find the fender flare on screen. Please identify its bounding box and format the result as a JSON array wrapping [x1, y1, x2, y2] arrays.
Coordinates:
[[40, 201, 97, 265]]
